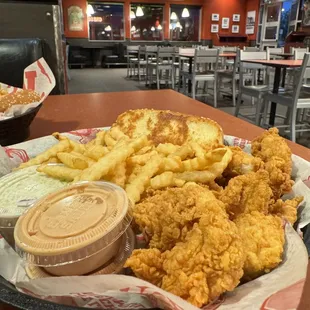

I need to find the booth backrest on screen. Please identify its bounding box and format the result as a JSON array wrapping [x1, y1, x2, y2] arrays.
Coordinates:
[[0, 38, 43, 88]]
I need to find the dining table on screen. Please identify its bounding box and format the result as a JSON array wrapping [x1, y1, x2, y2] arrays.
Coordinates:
[[242, 59, 303, 127], [175, 51, 237, 93], [27, 89, 310, 161], [0, 89, 310, 310]]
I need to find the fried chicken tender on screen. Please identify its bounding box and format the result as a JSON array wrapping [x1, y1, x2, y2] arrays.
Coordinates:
[[269, 196, 304, 225], [234, 211, 285, 281], [224, 146, 264, 178], [219, 170, 273, 219], [124, 248, 165, 286], [126, 204, 245, 308], [133, 183, 226, 251], [251, 128, 293, 199]]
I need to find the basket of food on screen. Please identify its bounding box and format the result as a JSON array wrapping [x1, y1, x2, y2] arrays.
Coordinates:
[[0, 58, 55, 146], [0, 109, 309, 310]]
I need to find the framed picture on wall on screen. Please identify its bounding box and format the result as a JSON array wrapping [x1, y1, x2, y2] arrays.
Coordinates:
[[222, 17, 229, 29], [233, 14, 240, 22], [212, 14, 219, 21], [68, 5, 84, 31], [232, 25, 239, 33], [211, 24, 219, 33]]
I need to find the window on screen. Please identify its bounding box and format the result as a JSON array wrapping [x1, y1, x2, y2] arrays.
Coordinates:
[[88, 2, 124, 41], [170, 5, 201, 41], [266, 4, 281, 22], [130, 4, 164, 41]]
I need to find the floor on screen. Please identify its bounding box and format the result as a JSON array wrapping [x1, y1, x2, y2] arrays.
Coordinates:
[[68, 67, 310, 148]]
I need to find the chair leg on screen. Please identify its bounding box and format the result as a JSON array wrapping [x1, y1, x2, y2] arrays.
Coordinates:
[[255, 98, 262, 126], [232, 80, 236, 107], [235, 92, 242, 117], [213, 80, 218, 108], [171, 69, 175, 89], [262, 99, 269, 126], [138, 63, 141, 81], [192, 80, 196, 99], [290, 108, 297, 142], [156, 69, 160, 90], [182, 75, 186, 94]]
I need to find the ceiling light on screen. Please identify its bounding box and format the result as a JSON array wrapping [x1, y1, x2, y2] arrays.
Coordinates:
[[151, 26, 155, 31], [131, 25, 136, 32], [157, 24, 162, 30], [176, 21, 181, 28], [105, 25, 112, 31], [281, 8, 285, 11], [86, 4, 95, 16], [136, 6, 144, 17], [169, 24, 172, 30], [101, 31, 105, 34], [130, 10, 136, 19], [170, 12, 178, 20], [182, 8, 190, 18]]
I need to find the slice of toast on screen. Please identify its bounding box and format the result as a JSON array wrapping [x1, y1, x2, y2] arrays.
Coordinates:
[[112, 109, 223, 148]]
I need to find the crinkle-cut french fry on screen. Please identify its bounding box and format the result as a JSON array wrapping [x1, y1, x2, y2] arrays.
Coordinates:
[[84, 145, 110, 161], [43, 157, 61, 164], [75, 136, 148, 182], [125, 154, 163, 204], [52, 132, 69, 141], [71, 152, 96, 167], [182, 156, 208, 171], [175, 147, 232, 183], [57, 152, 88, 170], [114, 135, 131, 148], [85, 139, 96, 149], [189, 142, 205, 159], [94, 130, 106, 145], [136, 146, 154, 155], [150, 171, 185, 189], [169, 144, 194, 160], [37, 165, 81, 182], [156, 143, 180, 156], [159, 156, 183, 173], [71, 152, 95, 166], [109, 126, 127, 140], [109, 162, 126, 188], [104, 132, 117, 147], [18, 140, 70, 169], [69, 140, 86, 154], [182, 147, 231, 172], [128, 150, 158, 165], [127, 164, 143, 183]]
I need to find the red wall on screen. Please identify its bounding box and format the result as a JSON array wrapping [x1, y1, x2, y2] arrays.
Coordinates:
[[62, 0, 260, 43], [202, 0, 246, 44], [246, 0, 260, 41]]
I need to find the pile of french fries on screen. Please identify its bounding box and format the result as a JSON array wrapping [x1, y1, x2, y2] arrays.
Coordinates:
[[17, 128, 233, 204]]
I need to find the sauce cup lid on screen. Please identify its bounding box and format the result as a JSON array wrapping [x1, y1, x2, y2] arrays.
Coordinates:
[[14, 181, 132, 267]]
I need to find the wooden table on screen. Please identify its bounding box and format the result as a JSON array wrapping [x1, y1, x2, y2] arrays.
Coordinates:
[[28, 90, 310, 161], [242, 59, 303, 127]]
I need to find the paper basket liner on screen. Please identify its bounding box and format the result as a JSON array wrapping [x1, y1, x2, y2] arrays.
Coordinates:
[[0, 58, 55, 120], [0, 128, 309, 310]]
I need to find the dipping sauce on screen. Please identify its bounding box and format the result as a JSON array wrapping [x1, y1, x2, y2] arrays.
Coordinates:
[[14, 181, 131, 276]]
